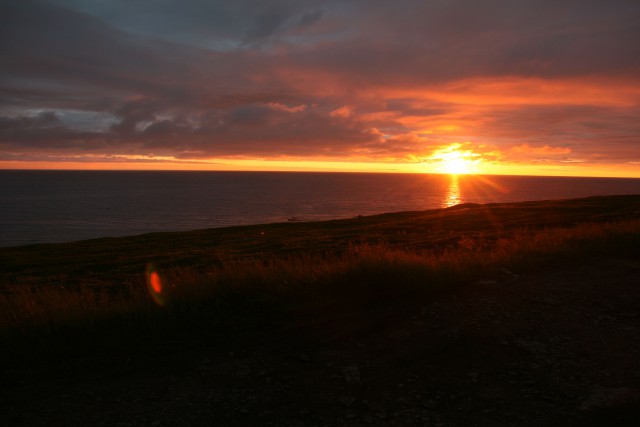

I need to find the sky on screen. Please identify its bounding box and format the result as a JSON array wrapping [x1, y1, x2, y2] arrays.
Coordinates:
[[1, 0, 639, 177]]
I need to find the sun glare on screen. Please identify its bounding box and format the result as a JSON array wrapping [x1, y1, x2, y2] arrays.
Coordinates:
[[430, 143, 478, 174], [442, 155, 471, 174]]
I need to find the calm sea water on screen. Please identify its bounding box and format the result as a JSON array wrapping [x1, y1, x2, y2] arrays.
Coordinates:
[[1, 170, 639, 247]]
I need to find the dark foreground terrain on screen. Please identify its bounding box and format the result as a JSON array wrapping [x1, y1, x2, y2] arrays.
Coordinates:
[[1, 195, 640, 426]]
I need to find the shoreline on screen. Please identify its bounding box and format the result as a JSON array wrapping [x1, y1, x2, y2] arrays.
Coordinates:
[[2, 173, 640, 248], [2, 194, 639, 287], [2, 194, 640, 425]]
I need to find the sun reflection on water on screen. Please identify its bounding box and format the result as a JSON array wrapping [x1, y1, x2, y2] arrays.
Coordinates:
[[442, 175, 462, 208]]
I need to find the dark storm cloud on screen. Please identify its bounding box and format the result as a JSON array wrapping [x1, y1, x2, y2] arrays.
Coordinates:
[[0, 0, 171, 94], [1, 0, 639, 169], [1, 112, 70, 142], [50, 0, 331, 48], [135, 103, 381, 158], [0, 111, 108, 153], [279, 0, 640, 86], [0, 0, 283, 106], [111, 100, 164, 135]]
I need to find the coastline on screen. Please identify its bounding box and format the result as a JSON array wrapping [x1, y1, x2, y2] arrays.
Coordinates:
[[2, 194, 639, 287], [2, 194, 640, 426], [2, 171, 640, 248]]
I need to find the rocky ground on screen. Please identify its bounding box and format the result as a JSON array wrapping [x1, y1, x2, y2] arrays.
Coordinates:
[[3, 254, 640, 426]]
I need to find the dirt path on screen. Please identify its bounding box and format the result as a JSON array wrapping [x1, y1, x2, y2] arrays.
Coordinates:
[[3, 256, 640, 426]]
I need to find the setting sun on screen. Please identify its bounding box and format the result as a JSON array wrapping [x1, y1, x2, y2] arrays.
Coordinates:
[[442, 155, 472, 174], [429, 143, 479, 174]]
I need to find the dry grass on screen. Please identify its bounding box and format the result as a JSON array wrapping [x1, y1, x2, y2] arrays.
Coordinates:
[[2, 219, 638, 349]]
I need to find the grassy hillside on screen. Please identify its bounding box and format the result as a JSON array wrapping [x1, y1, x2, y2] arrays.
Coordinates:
[[1, 195, 640, 426], [1, 195, 639, 338]]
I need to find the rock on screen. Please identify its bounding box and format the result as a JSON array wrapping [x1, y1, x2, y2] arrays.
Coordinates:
[[422, 399, 438, 409], [338, 396, 356, 407], [514, 339, 548, 355], [345, 411, 357, 419], [343, 364, 361, 384], [298, 409, 309, 417], [579, 385, 640, 411], [618, 312, 639, 319], [298, 353, 312, 362], [235, 364, 253, 376], [497, 267, 519, 277]]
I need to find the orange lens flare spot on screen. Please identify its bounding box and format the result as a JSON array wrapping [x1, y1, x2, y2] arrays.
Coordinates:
[[150, 271, 162, 293], [145, 263, 166, 306]]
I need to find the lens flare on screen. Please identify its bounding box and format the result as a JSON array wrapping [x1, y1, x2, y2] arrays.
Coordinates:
[[150, 271, 162, 293], [145, 263, 166, 306]]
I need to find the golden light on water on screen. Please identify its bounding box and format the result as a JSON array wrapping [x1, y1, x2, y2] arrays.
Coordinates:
[[440, 174, 514, 208], [443, 176, 462, 208]]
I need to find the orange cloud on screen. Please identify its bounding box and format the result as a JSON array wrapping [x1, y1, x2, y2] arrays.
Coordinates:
[[329, 105, 353, 118], [510, 144, 572, 155], [266, 103, 307, 113], [386, 76, 640, 107]]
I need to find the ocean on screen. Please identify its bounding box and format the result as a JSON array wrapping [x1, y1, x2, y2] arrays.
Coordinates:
[[1, 170, 639, 247]]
